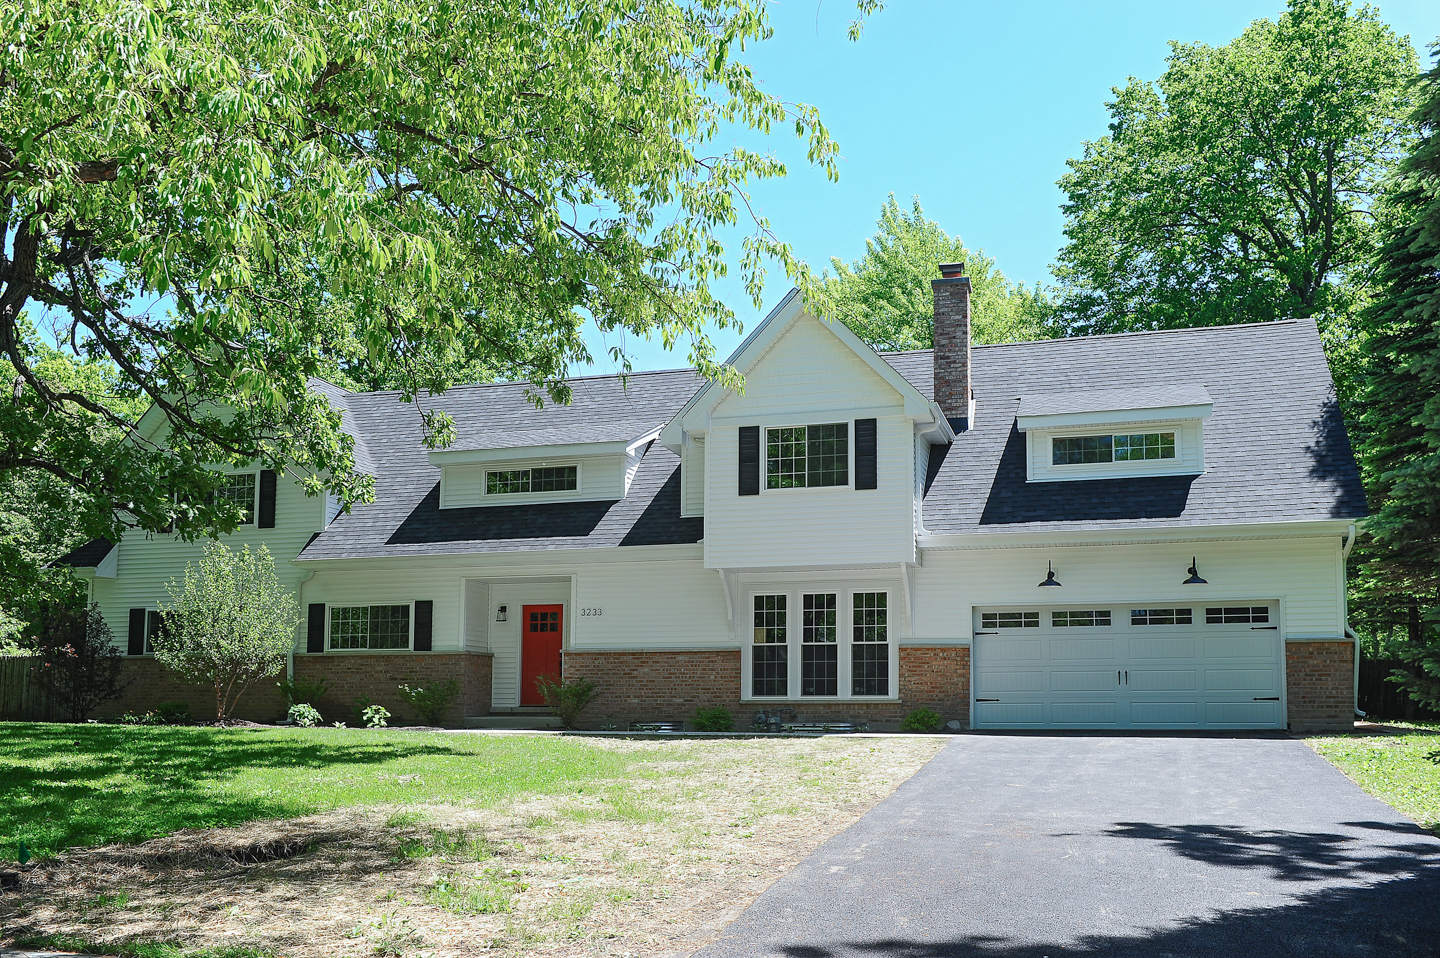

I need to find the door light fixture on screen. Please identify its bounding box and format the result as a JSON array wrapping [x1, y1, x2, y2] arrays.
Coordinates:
[[1038, 562, 1062, 587], [495, 605, 508, 622], [1184, 558, 1207, 585]]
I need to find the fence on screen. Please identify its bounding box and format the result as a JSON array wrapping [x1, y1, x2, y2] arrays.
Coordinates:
[[1358, 657, 1440, 722], [0, 654, 57, 721]]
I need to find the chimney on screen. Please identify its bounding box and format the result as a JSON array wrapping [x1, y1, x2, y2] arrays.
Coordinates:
[[932, 262, 972, 429]]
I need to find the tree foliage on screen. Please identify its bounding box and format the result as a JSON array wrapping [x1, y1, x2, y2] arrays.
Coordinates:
[[821, 195, 1052, 351], [1352, 45, 1440, 708], [23, 600, 129, 720], [1052, 0, 1418, 383], [155, 541, 300, 723], [1, 0, 865, 584]]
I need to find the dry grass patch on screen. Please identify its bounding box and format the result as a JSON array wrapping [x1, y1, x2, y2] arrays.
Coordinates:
[[3, 735, 944, 958]]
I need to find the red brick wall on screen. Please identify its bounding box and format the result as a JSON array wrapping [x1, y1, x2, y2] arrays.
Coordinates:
[[561, 645, 970, 731], [97, 657, 289, 724], [1287, 640, 1354, 732], [295, 652, 492, 727]]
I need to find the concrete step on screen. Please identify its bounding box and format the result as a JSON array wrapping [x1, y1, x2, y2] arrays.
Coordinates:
[[464, 714, 563, 730]]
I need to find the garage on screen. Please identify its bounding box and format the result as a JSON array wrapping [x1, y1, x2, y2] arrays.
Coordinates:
[[971, 603, 1283, 730]]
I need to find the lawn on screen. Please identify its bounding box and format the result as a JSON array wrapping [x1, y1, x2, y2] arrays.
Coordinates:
[[1308, 722, 1440, 835], [0, 723, 945, 958]]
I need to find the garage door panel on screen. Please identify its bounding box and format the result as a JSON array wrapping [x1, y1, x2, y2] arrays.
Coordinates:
[[976, 701, 1046, 725], [1049, 638, 1116, 660], [1205, 636, 1274, 659], [1127, 669, 1197, 691], [976, 638, 1042, 663], [1129, 637, 1197, 659], [977, 671, 1045, 693], [1049, 701, 1117, 725], [1131, 701, 1199, 724], [1205, 669, 1277, 691], [1206, 701, 1280, 725], [1050, 670, 1117, 692]]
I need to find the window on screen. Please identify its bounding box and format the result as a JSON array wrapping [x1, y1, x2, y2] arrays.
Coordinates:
[[144, 610, 165, 654], [1052, 610, 1112, 627], [852, 592, 889, 696], [1206, 606, 1270, 624], [766, 423, 848, 489], [752, 595, 787, 696], [1131, 608, 1193, 626], [329, 604, 412, 650], [486, 465, 578, 495], [529, 609, 560, 633], [1052, 432, 1175, 466], [801, 593, 838, 696], [981, 611, 1040, 630], [217, 473, 257, 524]]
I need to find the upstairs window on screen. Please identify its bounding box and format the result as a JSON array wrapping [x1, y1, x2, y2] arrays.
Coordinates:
[[486, 465, 578, 495], [766, 423, 848, 489], [1052, 432, 1175, 466], [217, 473, 257, 524]]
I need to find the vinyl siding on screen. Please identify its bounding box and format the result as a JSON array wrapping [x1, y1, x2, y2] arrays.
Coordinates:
[[681, 438, 705, 517], [572, 558, 730, 649]]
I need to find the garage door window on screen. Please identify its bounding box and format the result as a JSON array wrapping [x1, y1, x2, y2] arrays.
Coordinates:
[[981, 611, 1039, 629], [1052, 610, 1112, 627], [1131, 608, 1193, 625], [1205, 606, 1269, 624], [753, 595, 788, 696]]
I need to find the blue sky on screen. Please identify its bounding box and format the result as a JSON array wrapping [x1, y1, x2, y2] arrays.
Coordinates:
[[577, 0, 1440, 376]]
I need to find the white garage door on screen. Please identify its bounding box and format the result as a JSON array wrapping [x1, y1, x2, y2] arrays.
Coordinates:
[[972, 603, 1283, 730]]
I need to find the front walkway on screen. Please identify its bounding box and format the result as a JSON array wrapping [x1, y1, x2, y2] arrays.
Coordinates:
[[696, 734, 1440, 958]]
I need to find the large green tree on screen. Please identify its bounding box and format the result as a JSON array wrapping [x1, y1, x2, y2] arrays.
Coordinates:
[[1, 0, 866, 590], [1052, 0, 1417, 382], [1352, 45, 1440, 709], [822, 195, 1053, 352]]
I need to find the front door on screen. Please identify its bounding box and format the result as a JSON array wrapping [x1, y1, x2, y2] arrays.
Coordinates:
[[520, 604, 563, 706]]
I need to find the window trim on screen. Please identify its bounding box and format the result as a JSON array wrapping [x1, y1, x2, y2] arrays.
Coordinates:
[[744, 586, 895, 701], [482, 461, 582, 499], [1024, 418, 1204, 483], [324, 601, 416, 652], [761, 422, 853, 493]]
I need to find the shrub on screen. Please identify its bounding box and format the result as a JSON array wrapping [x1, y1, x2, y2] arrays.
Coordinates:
[[23, 601, 129, 721], [397, 679, 461, 726], [899, 708, 942, 733], [289, 703, 322, 727], [117, 711, 161, 726], [277, 675, 328, 708], [535, 676, 598, 729], [362, 704, 391, 728], [692, 706, 734, 732], [155, 701, 191, 725]]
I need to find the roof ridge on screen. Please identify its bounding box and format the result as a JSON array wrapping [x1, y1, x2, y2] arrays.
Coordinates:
[[972, 318, 1306, 351], [343, 365, 701, 401]]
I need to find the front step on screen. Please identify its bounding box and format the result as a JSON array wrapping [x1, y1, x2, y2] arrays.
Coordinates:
[[463, 714, 563, 730]]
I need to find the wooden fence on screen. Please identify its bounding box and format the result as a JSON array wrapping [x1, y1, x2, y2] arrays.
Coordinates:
[[0, 654, 57, 722], [1358, 657, 1440, 722]]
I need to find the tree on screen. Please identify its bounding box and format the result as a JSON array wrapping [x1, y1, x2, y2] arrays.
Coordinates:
[[1052, 0, 1418, 391], [1, 0, 873, 588], [1352, 44, 1440, 710], [24, 600, 128, 720], [821, 195, 1053, 351], [155, 541, 300, 723]]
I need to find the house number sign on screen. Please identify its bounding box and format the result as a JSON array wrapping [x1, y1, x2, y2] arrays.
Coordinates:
[[580, 608, 603, 616]]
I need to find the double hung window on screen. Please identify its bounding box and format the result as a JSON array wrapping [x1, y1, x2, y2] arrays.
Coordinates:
[[766, 424, 848, 489], [801, 593, 838, 696], [217, 473, 258, 524], [329, 604, 412, 650], [851, 592, 889, 696], [752, 595, 788, 696], [750, 589, 891, 698]]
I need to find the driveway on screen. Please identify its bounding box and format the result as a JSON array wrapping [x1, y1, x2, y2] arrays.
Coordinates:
[[696, 734, 1440, 958]]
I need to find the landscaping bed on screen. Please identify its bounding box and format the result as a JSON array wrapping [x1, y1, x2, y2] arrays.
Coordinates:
[[1307, 721, 1440, 835], [0, 722, 945, 957]]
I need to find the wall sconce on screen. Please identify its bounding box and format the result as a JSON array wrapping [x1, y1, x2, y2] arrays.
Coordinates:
[[1183, 558, 1207, 585], [495, 605, 508, 622], [1038, 561, 1062, 587]]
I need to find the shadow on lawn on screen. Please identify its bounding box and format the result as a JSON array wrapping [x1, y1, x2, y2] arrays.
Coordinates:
[[0, 723, 480, 857]]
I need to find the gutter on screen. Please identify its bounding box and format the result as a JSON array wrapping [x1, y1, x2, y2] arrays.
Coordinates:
[[1341, 523, 1365, 719]]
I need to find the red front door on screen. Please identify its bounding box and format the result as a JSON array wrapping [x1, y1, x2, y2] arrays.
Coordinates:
[[520, 604, 563, 706]]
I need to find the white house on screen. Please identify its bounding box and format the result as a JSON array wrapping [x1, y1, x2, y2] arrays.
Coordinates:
[[61, 264, 1367, 731]]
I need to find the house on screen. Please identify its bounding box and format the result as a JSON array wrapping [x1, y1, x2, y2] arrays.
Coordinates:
[[58, 264, 1367, 731]]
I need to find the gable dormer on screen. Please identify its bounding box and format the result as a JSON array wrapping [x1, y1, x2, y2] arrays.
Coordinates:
[[430, 427, 662, 508]]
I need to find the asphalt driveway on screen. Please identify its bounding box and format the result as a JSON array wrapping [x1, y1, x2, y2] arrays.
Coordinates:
[[697, 734, 1440, 958]]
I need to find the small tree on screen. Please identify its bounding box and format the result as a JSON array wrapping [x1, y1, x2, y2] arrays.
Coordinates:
[[155, 542, 299, 724], [25, 601, 128, 721], [536, 676, 598, 729]]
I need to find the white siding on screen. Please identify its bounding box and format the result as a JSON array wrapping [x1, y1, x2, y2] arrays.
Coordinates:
[[571, 559, 730, 649], [463, 579, 489, 652], [681, 438, 705, 517], [911, 536, 1345, 642]]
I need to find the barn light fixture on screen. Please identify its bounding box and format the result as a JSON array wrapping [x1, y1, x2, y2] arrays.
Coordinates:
[[1184, 558, 1207, 585], [1038, 562, 1062, 587], [495, 605, 508, 622]]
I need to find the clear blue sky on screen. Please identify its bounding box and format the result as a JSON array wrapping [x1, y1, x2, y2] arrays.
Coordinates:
[[576, 0, 1440, 376]]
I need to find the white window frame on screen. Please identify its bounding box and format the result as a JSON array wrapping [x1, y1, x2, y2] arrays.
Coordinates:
[[141, 608, 165, 655], [1025, 419, 1204, 483], [743, 586, 896, 701], [761, 422, 854, 494], [480, 461, 582, 499], [217, 470, 260, 526], [324, 601, 416, 652]]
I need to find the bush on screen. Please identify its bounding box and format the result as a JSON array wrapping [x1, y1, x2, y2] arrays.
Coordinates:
[[288, 703, 322, 727], [535, 676, 598, 729], [899, 708, 942, 733], [277, 675, 328, 708], [397, 679, 461, 726], [24, 601, 129, 720], [117, 710, 161, 726], [692, 706, 734, 732], [362, 704, 391, 728], [155, 701, 191, 725]]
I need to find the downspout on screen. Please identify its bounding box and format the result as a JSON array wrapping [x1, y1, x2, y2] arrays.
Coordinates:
[[293, 568, 316, 682], [1341, 523, 1365, 719]]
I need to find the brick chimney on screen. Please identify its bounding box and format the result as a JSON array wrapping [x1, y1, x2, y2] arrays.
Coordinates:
[[932, 262, 972, 429]]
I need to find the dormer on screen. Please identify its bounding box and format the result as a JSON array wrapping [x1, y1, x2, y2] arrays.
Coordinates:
[[429, 426, 663, 508], [1016, 384, 1212, 482]]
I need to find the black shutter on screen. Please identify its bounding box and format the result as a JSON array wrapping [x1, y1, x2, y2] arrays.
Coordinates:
[[413, 600, 433, 651], [738, 425, 760, 496], [258, 469, 277, 528], [307, 603, 326, 653], [128, 608, 147, 656], [855, 418, 878, 490]]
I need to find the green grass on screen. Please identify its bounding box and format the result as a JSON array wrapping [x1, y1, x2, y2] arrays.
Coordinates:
[[0, 722, 636, 860], [9, 935, 273, 958], [1309, 722, 1440, 834]]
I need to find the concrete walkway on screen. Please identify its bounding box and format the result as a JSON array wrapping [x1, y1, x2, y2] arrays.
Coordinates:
[[697, 734, 1440, 958]]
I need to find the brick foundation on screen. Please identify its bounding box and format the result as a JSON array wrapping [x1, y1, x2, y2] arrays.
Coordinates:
[[1286, 641, 1355, 732], [561, 646, 970, 731], [295, 652, 492, 727], [98, 657, 289, 724]]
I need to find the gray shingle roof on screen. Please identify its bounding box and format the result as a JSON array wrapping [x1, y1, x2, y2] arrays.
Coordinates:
[[298, 317, 1363, 561], [1016, 383, 1213, 419], [52, 537, 115, 568]]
